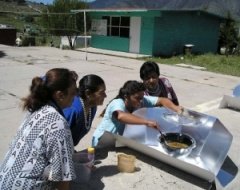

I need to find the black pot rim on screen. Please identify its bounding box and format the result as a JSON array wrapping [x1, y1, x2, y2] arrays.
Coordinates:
[[160, 132, 195, 150]]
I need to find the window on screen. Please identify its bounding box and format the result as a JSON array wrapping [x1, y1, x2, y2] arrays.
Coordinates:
[[102, 16, 130, 38]]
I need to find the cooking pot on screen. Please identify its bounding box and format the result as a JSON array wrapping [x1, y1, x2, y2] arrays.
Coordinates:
[[159, 132, 196, 156]]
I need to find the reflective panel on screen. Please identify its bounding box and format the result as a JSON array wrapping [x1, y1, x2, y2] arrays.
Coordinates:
[[116, 107, 233, 183], [233, 84, 240, 97], [162, 112, 205, 126]]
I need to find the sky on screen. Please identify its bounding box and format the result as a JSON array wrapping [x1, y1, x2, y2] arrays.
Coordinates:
[[30, 0, 95, 5]]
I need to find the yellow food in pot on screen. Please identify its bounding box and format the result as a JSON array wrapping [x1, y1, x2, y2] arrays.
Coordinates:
[[166, 141, 189, 149]]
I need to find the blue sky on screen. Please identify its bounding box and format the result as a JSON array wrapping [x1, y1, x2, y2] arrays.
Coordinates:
[[30, 0, 95, 5]]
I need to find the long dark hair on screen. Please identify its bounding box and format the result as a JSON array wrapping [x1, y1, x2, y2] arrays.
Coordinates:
[[100, 80, 145, 116], [116, 80, 146, 99], [22, 68, 78, 113], [78, 74, 105, 99], [140, 61, 160, 80]]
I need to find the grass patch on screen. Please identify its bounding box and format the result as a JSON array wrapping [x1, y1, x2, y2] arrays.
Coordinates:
[[142, 53, 240, 77]]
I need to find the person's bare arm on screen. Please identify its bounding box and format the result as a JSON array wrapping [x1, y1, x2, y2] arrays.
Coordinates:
[[113, 110, 158, 129], [156, 97, 183, 114]]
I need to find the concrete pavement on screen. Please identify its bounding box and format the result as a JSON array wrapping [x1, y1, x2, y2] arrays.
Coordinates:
[[0, 45, 239, 190]]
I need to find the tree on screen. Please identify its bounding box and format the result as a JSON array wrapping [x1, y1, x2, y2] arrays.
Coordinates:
[[41, 0, 88, 49], [219, 13, 240, 56]]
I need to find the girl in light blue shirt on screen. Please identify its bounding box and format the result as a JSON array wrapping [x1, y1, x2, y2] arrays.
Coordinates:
[[92, 80, 182, 147]]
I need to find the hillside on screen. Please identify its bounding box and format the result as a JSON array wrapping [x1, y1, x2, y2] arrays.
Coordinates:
[[0, 0, 47, 31], [89, 0, 240, 21], [1, 0, 239, 21], [0, 0, 46, 13]]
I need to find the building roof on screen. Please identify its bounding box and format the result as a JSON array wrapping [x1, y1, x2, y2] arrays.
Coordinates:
[[71, 9, 225, 20]]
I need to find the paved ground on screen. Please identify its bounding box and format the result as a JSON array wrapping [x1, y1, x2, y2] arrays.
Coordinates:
[[0, 45, 239, 190]]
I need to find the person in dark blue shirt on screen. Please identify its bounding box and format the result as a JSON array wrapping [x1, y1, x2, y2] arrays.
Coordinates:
[[63, 74, 106, 146]]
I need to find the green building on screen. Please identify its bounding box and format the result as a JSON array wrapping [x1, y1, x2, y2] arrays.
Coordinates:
[[88, 9, 224, 56]]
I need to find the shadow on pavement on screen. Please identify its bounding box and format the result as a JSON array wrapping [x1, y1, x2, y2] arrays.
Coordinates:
[[115, 147, 216, 190], [71, 146, 119, 190], [0, 51, 6, 58], [70, 131, 238, 190], [71, 164, 119, 190], [71, 146, 218, 190], [71, 163, 119, 190]]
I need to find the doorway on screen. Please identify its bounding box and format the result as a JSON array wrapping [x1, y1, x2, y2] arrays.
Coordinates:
[[129, 17, 141, 53]]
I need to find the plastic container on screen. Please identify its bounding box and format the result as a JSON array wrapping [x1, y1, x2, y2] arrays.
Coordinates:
[[72, 152, 94, 183], [117, 153, 136, 173], [87, 147, 95, 162]]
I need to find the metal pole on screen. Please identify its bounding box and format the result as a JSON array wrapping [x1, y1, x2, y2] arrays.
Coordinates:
[[84, 10, 88, 61]]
